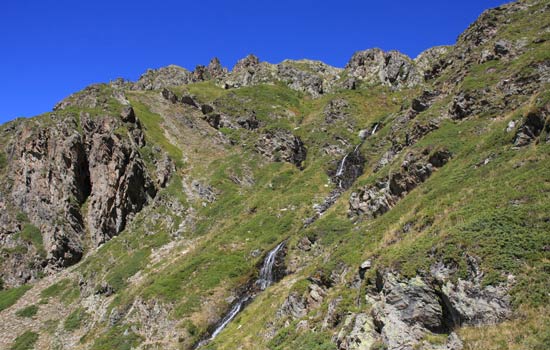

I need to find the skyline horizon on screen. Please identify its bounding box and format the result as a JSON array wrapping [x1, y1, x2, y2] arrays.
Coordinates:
[[1, 0, 509, 123]]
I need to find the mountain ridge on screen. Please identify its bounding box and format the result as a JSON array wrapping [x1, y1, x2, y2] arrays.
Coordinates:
[[0, 0, 549, 349]]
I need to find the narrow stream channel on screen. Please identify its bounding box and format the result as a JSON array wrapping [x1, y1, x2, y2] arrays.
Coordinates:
[[194, 241, 286, 348]]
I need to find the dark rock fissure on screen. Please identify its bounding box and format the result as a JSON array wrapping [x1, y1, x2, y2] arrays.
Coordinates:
[[435, 287, 462, 331], [78, 160, 92, 205]]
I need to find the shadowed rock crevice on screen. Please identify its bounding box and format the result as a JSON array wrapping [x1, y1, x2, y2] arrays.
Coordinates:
[[513, 105, 549, 147]]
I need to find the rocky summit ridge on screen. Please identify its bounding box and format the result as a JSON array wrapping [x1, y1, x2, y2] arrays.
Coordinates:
[[0, 0, 549, 349]]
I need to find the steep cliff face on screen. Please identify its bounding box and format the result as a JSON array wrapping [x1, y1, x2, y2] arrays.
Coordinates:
[[0, 87, 160, 286], [1, 1, 550, 350]]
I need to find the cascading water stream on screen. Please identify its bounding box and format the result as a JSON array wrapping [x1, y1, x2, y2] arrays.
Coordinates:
[[194, 241, 286, 348], [336, 143, 362, 189], [371, 122, 379, 135], [304, 124, 380, 227], [256, 241, 285, 290], [335, 154, 349, 177]]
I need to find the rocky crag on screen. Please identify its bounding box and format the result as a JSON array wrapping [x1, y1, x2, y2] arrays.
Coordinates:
[[0, 0, 549, 349]]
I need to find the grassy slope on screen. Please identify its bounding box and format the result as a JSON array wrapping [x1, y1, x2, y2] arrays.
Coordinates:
[[1, 1, 549, 349]]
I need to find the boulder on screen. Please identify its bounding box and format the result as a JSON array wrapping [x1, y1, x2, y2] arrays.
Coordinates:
[[345, 49, 422, 89], [133, 65, 192, 90], [255, 130, 307, 168], [513, 109, 548, 147]]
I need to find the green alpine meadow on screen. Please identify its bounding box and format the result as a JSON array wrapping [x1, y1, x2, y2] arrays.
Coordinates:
[[0, 0, 549, 349]]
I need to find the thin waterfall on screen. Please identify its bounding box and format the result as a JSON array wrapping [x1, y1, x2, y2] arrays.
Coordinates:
[[335, 153, 349, 177], [195, 296, 249, 348], [305, 125, 380, 226], [256, 241, 285, 290], [371, 122, 379, 135], [336, 143, 362, 189], [194, 241, 286, 348]]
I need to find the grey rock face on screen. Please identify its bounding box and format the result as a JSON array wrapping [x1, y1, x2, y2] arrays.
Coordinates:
[[161, 88, 178, 103], [335, 313, 381, 350], [277, 282, 327, 322], [345, 49, 423, 89], [192, 57, 228, 82], [324, 98, 350, 124], [379, 275, 444, 331], [2, 103, 160, 284], [223, 55, 342, 97], [513, 107, 549, 147], [10, 122, 89, 267], [223, 54, 268, 88], [494, 40, 511, 56], [448, 92, 477, 120], [234, 54, 261, 72], [411, 90, 440, 112], [371, 274, 446, 349], [276, 60, 342, 97], [339, 265, 511, 350], [133, 65, 192, 90], [205, 57, 228, 80], [255, 130, 307, 168], [84, 117, 156, 245], [350, 149, 451, 218], [441, 279, 511, 327], [276, 64, 324, 97], [415, 46, 452, 81]]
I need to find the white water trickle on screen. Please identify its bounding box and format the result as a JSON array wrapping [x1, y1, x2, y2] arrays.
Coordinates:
[[195, 241, 285, 348], [212, 297, 247, 339], [336, 144, 360, 178], [371, 123, 379, 135], [257, 241, 285, 290], [335, 153, 349, 177]]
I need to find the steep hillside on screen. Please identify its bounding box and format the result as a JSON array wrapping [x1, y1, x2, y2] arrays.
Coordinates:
[[0, 0, 549, 349]]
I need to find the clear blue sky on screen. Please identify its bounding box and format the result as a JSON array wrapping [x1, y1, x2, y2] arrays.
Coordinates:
[[1, 0, 509, 124]]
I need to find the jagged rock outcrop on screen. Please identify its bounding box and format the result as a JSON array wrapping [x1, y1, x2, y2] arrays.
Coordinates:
[[411, 90, 440, 112], [222, 55, 342, 97], [278, 283, 326, 321], [350, 149, 451, 217], [277, 266, 347, 324], [1, 102, 160, 284], [415, 46, 452, 81], [336, 258, 511, 350], [277, 63, 324, 97], [133, 65, 192, 90], [9, 120, 89, 268], [223, 54, 270, 88], [513, 104, 549, 147], [448, 92, 478, 120], [345, 49, 423, 89], [255, 130, 307, 168], [192, 57, 228, 82], [83, 113, 156, 245], [276, 60, 342, 97]]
